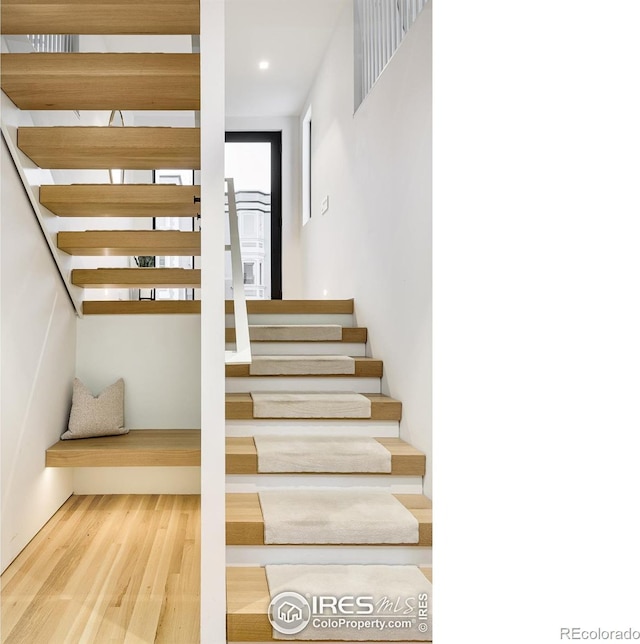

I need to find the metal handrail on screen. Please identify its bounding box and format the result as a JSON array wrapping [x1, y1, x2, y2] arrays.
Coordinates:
[[225, 177, 252, 364]]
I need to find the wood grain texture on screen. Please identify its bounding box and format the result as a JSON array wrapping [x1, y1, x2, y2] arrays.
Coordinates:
[[40, 184, 201, 217], [18, 127, 200, 169], [58, 230, 200, 256], [225, 436, 425, 476], [72, 268, 200, 288], [46, 429, 201, 467], [225, 326, 367, 343], [224, 393, 401, 420], [226, 566, 432, 642], [83, 300, 201, 315], [0, 0, 199, 34], [1, 54, 199, 110], [225, 299, 354, 315], [1, 495, 200, 644], [225, 493, 431, 546], [226, 357, 382, 378]]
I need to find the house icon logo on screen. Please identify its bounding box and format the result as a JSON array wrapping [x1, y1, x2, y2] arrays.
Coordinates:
[[268, 591, 311, 635]]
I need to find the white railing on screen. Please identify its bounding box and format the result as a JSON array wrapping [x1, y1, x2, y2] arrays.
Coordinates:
[[225, 178, 252, 364], [354, 0, 427, 110]]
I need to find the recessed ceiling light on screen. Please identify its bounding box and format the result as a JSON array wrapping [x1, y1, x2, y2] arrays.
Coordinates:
[[259, 60, 270, 70]]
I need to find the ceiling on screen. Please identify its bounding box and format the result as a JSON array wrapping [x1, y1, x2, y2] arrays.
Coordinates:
[[225, 0, 349, 118]]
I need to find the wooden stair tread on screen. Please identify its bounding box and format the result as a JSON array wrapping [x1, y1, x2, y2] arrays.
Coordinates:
[[226, 566, 432, 642], [0, 0, 199, 35], [45, 429, 200, 467], [225, 327, 367, 343], [226, 299, 354, 314], [226, 436, 425, 476], [225, 393, 401, 420], [72, 268, 200, 288], [226, 493, 432, 545], [226, 357, 383, 378], [17, 127, 200, 170], [83, 300, 201, 315], [58, 230, 200, 256], [1, 53, 199, 110], [40, 184, 201, 217]]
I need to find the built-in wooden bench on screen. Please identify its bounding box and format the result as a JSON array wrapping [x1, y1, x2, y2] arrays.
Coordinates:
[[225, 493, 432, 546], [45, 429, 200, 467], [225, 393, 401, 420], [226, 437, 425, 475], [226, 566, 433, 643]]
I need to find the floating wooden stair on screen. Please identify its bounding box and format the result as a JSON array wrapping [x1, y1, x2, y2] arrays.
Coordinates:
[[225, 326, 367, 343], [226, 566, 433, 642], [1, 53, 199, 110], [225, 299, 354, 315], [0, 0, 200, 35], [17, 127, 200, 169], [225, 392, 400, 420], [40, 184, 200, 217], [46, 430, 200, 467], [226, 437, 425, 475], [71, 267, 200, 288], [83, 300, 201, 315], [58, 230, 200, 256], [226, 493, 432, 546], [226, 357, 383, 378]]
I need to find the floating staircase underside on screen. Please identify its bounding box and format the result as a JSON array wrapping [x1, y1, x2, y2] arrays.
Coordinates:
[[82, 300, 201, 314], [58, 230, 200, 256], [0, 0, 200, 34], [40, 184, 201, 217], [226, 566, 433, 643], [226, 493, 432, 546], [71, 267, 200, 288], [17, 127, 200, 169], [1, 53, 199, 110]]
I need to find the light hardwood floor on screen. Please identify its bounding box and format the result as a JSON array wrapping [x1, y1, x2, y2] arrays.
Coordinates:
[[1, 494, 200, 644]]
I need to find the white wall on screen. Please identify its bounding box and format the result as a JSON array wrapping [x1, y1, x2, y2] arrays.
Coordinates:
[[76, 316, 201, 429], [299, 6, 432, 494], [226, 116, 303, 298], [0, 141, 76, 572]]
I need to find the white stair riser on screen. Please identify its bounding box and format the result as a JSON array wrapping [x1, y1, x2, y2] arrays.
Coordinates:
[[226, 342, 366, 356], [225, 377, 381, 394], [226, 475, 423, 494], [226, 546, 432, 567], [226, 313, 354, 327], [225, 420, 400, 438]]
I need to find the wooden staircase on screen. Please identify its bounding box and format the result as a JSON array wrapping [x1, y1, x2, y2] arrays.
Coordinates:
[[1, 23, 201, 312], [224, 301, 431, 642]]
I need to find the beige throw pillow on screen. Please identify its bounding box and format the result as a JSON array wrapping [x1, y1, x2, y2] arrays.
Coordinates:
[[62, 378, 127, 440]]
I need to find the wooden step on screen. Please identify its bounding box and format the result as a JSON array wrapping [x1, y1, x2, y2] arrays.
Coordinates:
[[58, 230, 200, 256], [226, 357, 383, 378], [226, 299, 354, 315], [40, 184, 200, 217], [45, 429, 200, 467], [225, 393, 400, 420], [0, 0, 199, 35], [225, 326, 367, 343], [226, 493, 431, 546], [71, 268, 200, 288], [83, 300, 201, 315], [226, 566, 432, 642], [226, 437, 424, 476], [1, 53, 199, 111], [17, 127, 199, 169]]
